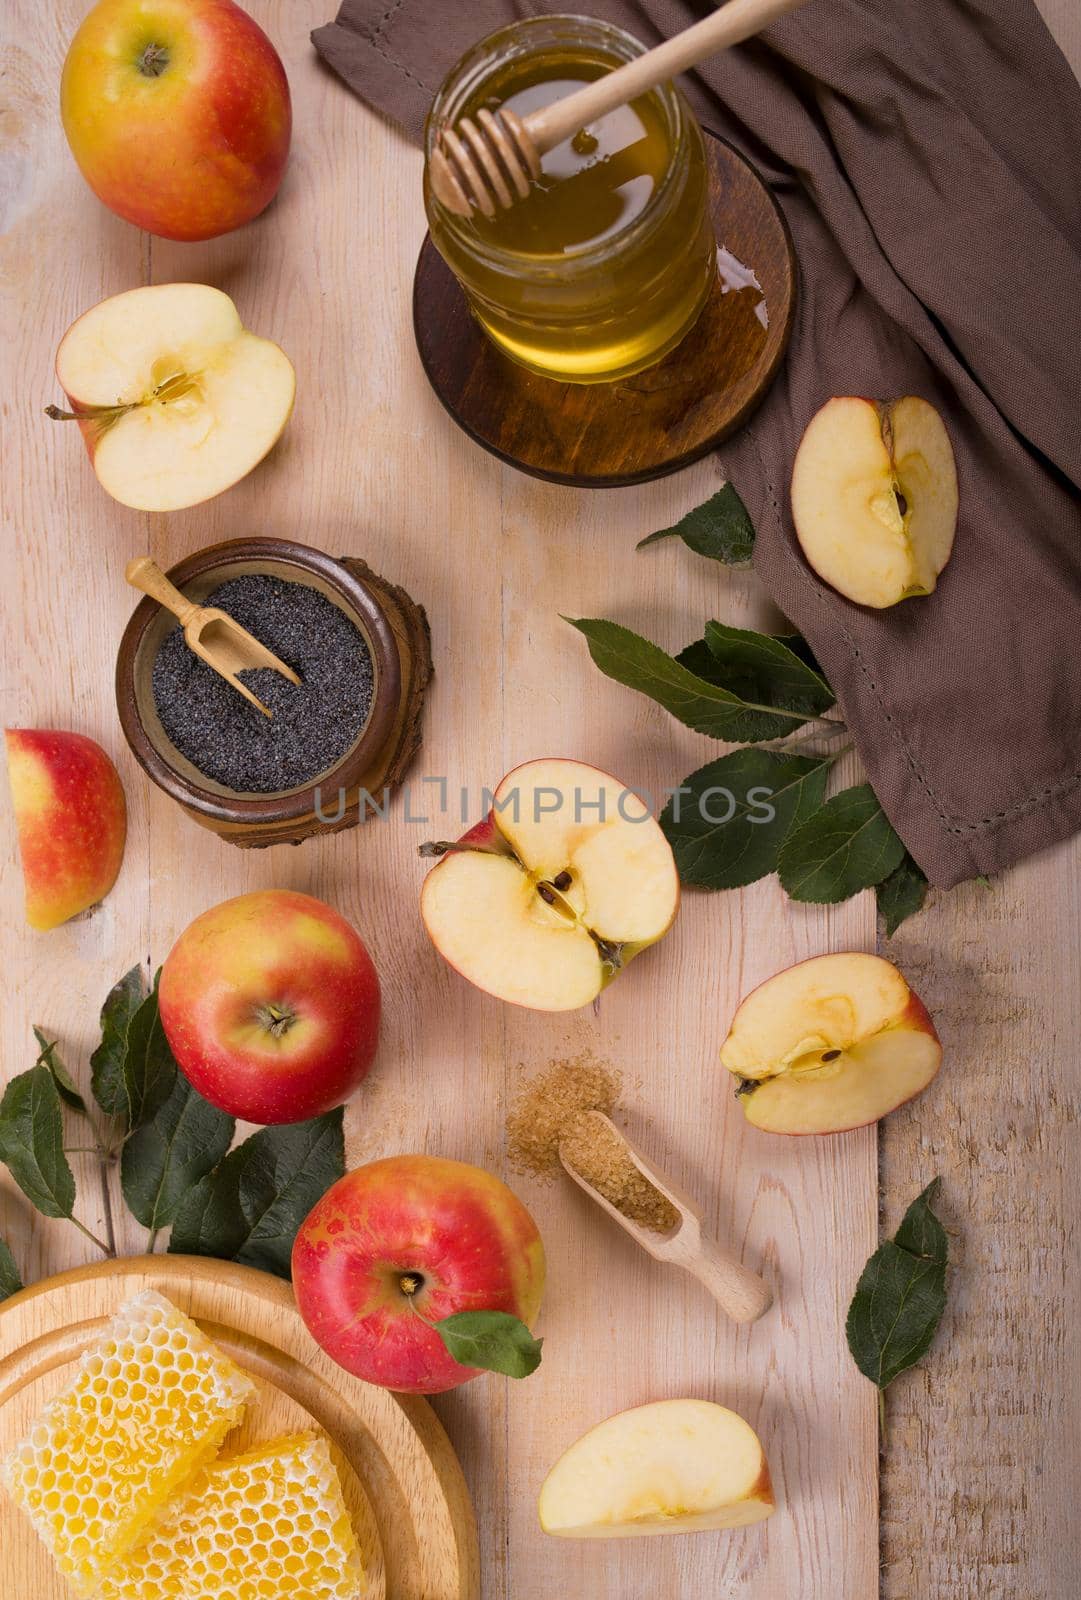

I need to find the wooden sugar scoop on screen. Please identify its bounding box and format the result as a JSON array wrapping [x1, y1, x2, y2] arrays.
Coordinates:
[[560, 1111, 772, 1324], [429, 0, 811, 219], [125, 555, 300, 719]]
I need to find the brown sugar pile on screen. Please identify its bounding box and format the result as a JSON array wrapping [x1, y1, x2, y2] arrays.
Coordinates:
[[505, 1057, 679, 1234]]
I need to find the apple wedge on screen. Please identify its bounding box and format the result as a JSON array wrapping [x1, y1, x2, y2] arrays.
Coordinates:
[[5, 729, 127, 931], [420, 759, 679, 1012], [791, 396, 958, 607], [538, 1399, 774, 1539], [721, 952, 941, 1135], [49, 283, 295, 512]]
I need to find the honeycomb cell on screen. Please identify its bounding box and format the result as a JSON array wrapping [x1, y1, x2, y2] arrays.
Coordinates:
[[1, 1291, 253, 1596], [99, 1432, 366, 1600]]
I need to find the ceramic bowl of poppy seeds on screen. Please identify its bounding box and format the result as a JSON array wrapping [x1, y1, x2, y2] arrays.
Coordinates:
[[116, 537, 429, 847]]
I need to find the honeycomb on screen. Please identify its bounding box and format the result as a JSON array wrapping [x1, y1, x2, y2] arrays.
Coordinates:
[[98, 1431, 366, 1600], [1, 1290, 253, 1597]]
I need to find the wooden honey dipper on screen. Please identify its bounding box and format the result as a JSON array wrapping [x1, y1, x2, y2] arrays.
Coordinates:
[[429, 0, 811, 219]]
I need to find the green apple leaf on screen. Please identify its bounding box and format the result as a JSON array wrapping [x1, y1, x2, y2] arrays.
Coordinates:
[[90, 965, 147, 1116], [637, 483, 755, 565], [32, 1029, 88, 1115], [566, 618, 821, 742], [846, 1180, 948, 1395], [703, 621, 835, 714], [777, 632, 828, 678], [0, 1065, 76, 1220], [92, 969, 175, 1133], [0, 1236, 22, 1302], [433, 1310, 543, 1379], [778, 783, 906, 903], [877, 853, 930, 936], [121, 1071, 235, 1232], [168, 1110, 345, 1280], [662, 749, 833, 889]]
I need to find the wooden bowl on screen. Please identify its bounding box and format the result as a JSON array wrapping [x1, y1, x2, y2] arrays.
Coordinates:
[[116, 538, 432, 848]]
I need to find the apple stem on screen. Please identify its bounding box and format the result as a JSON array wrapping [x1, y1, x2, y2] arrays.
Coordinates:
[[45, 372, 198, 431], [878, 1388, 887, 1443], [418, 839, 506, 859], [401, 1278, 441, 1329]]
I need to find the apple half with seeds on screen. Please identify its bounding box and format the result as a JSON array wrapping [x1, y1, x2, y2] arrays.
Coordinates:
[[721, 952, 941, 1135], [791, 396, 958, 607], [420, 758, 679, 1012], [49, 283, 295, 511], [539, 1399, 774, 1539]]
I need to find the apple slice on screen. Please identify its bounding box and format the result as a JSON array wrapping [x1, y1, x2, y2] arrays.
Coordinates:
[[50, 283, 295, 511], [420, 759, 679, 1012], [538, 1399, 774, 1539], [5, 729, 127, 931], [790, 396, 958, 607], [721, 952, 941, 1135]]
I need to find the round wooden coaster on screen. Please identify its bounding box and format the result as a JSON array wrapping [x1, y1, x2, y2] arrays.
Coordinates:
[[413, 131, 796, 488]]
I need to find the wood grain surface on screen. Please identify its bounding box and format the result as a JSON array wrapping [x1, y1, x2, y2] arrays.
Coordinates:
[[1, 4, 1078, 1599]]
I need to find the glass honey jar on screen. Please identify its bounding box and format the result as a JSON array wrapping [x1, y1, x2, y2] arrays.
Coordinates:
[[423, 16, 717, 384]]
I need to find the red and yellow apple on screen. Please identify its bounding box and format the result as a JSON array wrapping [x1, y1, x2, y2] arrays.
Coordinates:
[[538, 1399, 774, 1538], [293, 1155, 545, 1393], [420, 758, 680, 1011], [159, 889, 380, 1124], [721, 952, 941, 1135], [49, 283, 295, 512], [61, 0, 291, 241], [791, 396, 958, 607], [4, 729, 127, 931]]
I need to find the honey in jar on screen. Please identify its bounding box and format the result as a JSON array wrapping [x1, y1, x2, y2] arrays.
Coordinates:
[[424, 16, 717, 384]]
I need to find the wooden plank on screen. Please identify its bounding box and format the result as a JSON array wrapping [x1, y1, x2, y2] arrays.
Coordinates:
[[877, 15, 1081, 1600], [33, 2, 1081, 1596], [879, 849, 1081, 1600]]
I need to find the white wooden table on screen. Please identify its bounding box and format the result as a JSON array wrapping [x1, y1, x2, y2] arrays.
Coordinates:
[[1, 4, 1078, 1596]]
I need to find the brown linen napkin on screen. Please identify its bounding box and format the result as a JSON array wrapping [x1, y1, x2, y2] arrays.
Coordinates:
[[313, 0, 1081, 888]]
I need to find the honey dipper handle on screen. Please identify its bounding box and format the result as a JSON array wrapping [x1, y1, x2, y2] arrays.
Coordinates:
[[125, 555, 200, 627], [524, 0, 810, 155], [684, 1236, 773, 1324]]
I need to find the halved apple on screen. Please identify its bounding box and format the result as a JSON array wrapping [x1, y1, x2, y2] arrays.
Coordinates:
[[538, 1399, 774, 1539], [790, 396, 958, 607], [420, 759, 679, 1012], [721, 952, 941, 1135], [49, 283, 295, 511]]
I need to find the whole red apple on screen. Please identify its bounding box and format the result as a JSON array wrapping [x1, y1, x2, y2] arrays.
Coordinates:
[[159, 889, 380, 1124], [61, 0, 291, 242], [292, 1155, 546, 1393], [4, 728, 127, 931]]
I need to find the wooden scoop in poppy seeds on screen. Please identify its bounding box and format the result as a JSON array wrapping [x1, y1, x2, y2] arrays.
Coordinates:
[[125, 555, 301, 719]]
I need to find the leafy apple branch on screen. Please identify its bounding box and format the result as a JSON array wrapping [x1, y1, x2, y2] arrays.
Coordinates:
[[568, 484, 931, 934], [0, 967, 345, 1293]]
